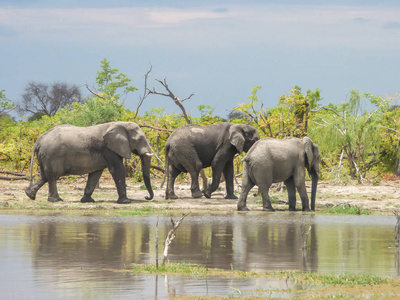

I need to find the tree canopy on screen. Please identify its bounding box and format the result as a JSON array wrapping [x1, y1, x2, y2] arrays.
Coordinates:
[[1, 58, 399, 184], [18, 82, 82, 120]]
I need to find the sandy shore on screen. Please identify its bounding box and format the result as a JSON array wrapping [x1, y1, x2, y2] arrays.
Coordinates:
[[1, 174, 400, 215]]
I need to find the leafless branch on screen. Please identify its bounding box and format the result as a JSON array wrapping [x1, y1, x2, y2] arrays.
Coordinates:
[[139, 124, 173, 132], [162, 212, 191, 264], [0, 170, 31, 180], [85, 84, 107, 101], [149, 78, 194, 124], [381, 126, 400, 135], [310, 106, 340, 116], [301, 225, 312, 250], [134, 65, 153, 119]]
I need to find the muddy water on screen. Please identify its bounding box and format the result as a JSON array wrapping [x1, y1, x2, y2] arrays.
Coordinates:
[[0, 213, 397, 299]]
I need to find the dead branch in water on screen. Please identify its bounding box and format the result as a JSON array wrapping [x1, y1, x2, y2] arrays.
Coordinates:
[[301, 225, 312, 250], [162, 212, 191, 265]]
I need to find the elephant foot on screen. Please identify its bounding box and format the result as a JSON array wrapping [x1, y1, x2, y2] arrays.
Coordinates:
[[203, 190, 212, 198], [263, 207, 275, 212], [48, 197, 63, 203], [237, 206, 250, 211], [289, 207, 297, 211], [166, 193, 178, 200], [302, 207, 311, 212], [81, 195, 95, 203], [225, 194, 238, 200], [25, 188, 36, 200], [192, 190, 203, 198], [117, 198, 131, 204]]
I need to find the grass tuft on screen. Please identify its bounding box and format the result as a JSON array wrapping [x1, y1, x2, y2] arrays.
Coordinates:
[[119, 206, 152, 216], [316, 273, 388, 286], [131, 262, 208, 277], [320, 204, 370, 215]]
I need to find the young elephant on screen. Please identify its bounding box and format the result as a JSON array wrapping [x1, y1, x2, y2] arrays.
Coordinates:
[[165, 122, 260, 199], [237, 137, 320, 211], [25, 122, 154, 204]]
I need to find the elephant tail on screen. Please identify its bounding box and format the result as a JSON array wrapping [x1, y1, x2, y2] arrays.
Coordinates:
[[241, 154, 250, 163], [160, 144, 170, 188], [28, 145, 38, 182]]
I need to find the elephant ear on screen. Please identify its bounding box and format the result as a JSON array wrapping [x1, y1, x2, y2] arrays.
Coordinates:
[[303, 137, 316, 171], [103, 124, 132, 159], [229, 125, 245, 153]]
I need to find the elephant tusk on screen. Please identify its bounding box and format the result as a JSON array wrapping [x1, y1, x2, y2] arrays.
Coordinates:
[[144, 152, 153, 157]]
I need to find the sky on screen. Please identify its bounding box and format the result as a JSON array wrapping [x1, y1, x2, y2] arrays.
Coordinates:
[[1, 0, 400, 119]]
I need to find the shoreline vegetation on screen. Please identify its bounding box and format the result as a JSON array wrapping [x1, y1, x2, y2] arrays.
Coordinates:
[[125, 262, 400, 298]]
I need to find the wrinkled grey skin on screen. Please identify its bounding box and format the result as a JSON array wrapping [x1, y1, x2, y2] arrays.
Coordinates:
[[237, 137, 320, 211], [25, 122, 154, 204], [165, 122, 260, 200]]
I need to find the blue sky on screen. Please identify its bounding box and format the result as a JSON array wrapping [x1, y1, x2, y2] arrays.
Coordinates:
[[1, 0, 399, 119]]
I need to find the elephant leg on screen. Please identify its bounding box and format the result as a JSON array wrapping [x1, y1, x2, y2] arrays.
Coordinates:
[[237, 167, 254, 211], [47, 179, 63, 202], [25, 176, 47, 200], [223, 159, 238, 199], [294, 175, 310, 211], [81, 170, 103, 203], [284, 177, 297, 211], [203, 162, 224, 199], [259, 183, 275, 211], [105, 151, 130, 204], [165, 165, 180, 199], [189, 171, 203, 198]]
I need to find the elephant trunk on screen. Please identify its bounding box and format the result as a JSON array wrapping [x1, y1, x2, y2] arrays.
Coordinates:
[[311, 171, 319, 211], [140, 154, 154, 200]]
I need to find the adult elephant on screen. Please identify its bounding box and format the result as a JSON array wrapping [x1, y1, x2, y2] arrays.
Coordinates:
[[25, 122, 154, 204], [237, 137, 320, 211], [165, 122, 260, 199]]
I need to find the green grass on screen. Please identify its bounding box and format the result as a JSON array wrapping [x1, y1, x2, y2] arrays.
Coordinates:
[[320, 204, 370, 215], [118, 206, 153, 216], [314, 273, 388, 286], [129, 262, 388, 288], [139, 184, 158, 190], [131, 262, 209, 277]]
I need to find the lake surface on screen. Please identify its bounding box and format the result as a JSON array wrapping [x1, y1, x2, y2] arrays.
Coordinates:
[[0, 213, 398, 299]]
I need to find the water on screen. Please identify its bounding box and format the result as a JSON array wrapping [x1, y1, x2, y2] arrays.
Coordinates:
[[0, 213, 398, 299]]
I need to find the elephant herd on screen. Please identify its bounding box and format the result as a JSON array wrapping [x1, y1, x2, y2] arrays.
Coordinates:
[[25, 121, 320, 212]]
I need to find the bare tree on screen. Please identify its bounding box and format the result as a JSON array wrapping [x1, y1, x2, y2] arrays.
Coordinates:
[[147, 77, 210, 188], [18, 82, 83, 119], [149, 78, 195, 124]]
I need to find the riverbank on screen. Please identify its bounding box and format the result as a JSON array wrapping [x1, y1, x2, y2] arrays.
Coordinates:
[[0, 174, 399, 215]]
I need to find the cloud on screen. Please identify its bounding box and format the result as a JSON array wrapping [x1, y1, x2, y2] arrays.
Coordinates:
[[0, 4, 400, 50], [353, 17, 370, 23], [384, 21, 400, 29], [212, 7, 228, 13]]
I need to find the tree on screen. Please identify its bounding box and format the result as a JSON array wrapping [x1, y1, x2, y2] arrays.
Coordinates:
[[91, 58, 137, 101], [18, 82, 82, 120], [278, 85, 322, 137], [378, 102, 400, 175], [310, 91, 391, 182], [0, 89, 15, 115], [233, 85, 322, 138], [62, 59, 137, 126]]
